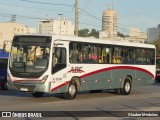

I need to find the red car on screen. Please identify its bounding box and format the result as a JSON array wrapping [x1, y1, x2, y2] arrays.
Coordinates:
[[155, 69, 160, 83]]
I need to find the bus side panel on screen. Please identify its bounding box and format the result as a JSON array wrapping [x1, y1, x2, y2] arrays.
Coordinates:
[[80, 71, 111, 91], [134, 70, 154, 86], [111, 69, 135, 89], [50, 83, 68, 93]]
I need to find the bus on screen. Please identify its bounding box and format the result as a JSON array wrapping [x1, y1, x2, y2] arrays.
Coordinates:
[[0, 49, 9, 90], [7, 35, 156, 99]]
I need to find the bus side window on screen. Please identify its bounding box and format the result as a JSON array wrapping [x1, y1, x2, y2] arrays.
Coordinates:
[[128, 48, 134, 64], [69, 42, 78, 63], [72, 50, 79, 63], [143, 49, 147, 64]]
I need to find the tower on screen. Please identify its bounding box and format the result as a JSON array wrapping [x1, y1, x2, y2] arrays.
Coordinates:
[[102, 3, 117, 39]]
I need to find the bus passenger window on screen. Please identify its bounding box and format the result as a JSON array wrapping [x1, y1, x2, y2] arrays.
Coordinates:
[[72, 50, 79, 63]]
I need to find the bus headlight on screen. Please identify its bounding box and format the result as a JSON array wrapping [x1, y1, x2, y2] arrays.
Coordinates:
[[39, 75, 48, 84]]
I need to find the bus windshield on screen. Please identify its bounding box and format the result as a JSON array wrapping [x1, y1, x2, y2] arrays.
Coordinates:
[[9, 36, 51, 76]]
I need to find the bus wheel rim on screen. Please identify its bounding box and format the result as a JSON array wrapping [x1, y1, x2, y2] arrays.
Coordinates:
[[125, 82, 130, 92], [69, 85, 76, 96]]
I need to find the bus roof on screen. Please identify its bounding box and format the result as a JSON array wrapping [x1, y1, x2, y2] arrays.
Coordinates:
[[14, 34, 155, 49], [54, 35, 155, 49]]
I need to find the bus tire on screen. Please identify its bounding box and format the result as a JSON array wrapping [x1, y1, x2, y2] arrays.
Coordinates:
[[63, 81, 77, 100], [32, 92, 44, 97], [119, 79, 132, 95]]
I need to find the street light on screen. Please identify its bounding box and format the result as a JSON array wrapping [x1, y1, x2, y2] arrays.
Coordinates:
[[58, 14, 63, 36]]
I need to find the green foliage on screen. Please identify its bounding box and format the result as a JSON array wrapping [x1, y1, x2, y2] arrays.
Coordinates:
[[78, 29, 99, 38], [118, 32, 125, 37], [78, 29, 89, 37], [78, 29, 125, 39]]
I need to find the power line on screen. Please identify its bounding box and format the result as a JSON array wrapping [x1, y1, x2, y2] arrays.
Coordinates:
[[79, 0, 91, 16], [78, 7, 101, 21], [0, 11, 158, 36], [21, 0, 101, 21], [17, 0, 133, 33], [0, 0, 157, 36], [20, 0, 73, 7], [0, 2, 73, 13], [0, 12, 44, 20]]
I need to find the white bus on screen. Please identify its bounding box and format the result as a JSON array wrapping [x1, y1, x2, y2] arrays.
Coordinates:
[[7, 35, 156, 99]]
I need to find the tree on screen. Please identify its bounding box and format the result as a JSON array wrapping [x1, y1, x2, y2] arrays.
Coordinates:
[[78, 29, 99, 38], [88, 29, 99, 38], [117, 32, 125, 38], [78, 29, 89, 37]]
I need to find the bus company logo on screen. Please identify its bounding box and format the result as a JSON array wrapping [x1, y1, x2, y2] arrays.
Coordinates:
[[68, 67, 85, 73]]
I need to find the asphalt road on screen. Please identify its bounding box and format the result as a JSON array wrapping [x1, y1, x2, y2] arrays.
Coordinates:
[[0, 83, 160, 120]]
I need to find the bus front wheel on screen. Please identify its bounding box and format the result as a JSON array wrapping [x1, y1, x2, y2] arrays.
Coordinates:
[[32, 92, 44, 97], [63, 81, 77, 100]]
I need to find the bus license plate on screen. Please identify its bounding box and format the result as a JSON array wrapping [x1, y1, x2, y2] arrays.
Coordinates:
[[20, 88, 28, 91]]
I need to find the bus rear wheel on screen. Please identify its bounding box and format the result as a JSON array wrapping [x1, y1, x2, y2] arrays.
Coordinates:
[[32, 92, 44, 97], [117, 79, 132, 95], [63, 81, 77, 100]]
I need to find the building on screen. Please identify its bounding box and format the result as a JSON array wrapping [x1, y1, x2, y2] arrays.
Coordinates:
[[99, 5, 118, 39], [147, 24, 160, 43], [123, 28, 147, 43], [130, 28, 140, 37], [38, 18, 74, 36], [128, 27, 147, 43], [0, 22, 36, 51]]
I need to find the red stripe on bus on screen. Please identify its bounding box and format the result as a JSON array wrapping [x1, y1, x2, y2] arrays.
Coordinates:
[[50, 81, 70, 92], [51, 66, 154, 92], [80, 66, 154, 78]]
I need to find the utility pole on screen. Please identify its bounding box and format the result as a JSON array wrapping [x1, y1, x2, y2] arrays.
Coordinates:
[[75, 0, 78, 36], [58, 14, 63, 36]]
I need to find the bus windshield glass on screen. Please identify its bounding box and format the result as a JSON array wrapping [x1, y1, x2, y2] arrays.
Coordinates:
[[9, 36, 51, 75]]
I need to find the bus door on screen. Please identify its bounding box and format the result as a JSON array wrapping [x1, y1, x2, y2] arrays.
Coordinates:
[[50, 47, 67, 93]]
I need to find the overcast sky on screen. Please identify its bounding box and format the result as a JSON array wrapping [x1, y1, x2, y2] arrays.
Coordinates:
[[0, 0, 159, 35]]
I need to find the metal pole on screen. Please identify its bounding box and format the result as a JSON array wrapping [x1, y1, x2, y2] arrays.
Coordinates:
[[58, 14, 63, 36], [75, 0, 78, 36]]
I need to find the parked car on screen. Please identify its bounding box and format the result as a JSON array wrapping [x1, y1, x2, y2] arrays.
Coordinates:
[[155, 69, 160, 83], [155, 56, 160, 83]]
